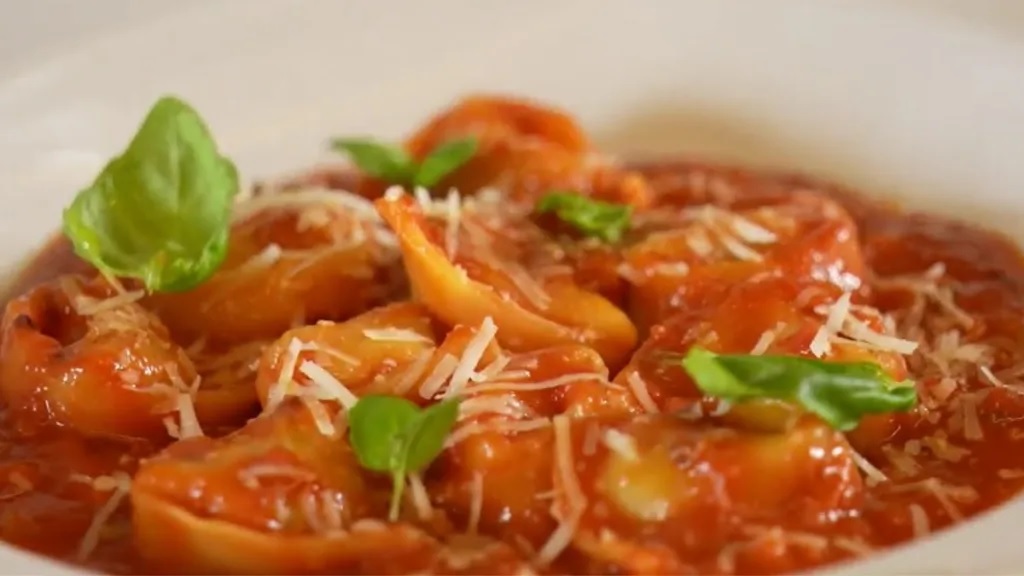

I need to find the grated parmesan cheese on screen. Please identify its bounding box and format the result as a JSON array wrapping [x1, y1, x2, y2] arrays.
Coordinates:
[[233, 187, 381, 224], [237, 463, 316, 488], [811, 291, 918, 358], [684, 228, 713, 257], [362, 328, 433, 344], [960, 393, 984, 441], [237, 243, 283, 272], [467, 472, 484, 534], [445, 317, 498, 399], [882, 445, 920, 477], [419, 354, 461, 399], [445, 418, 552, 448], [848, 447, 888, 485], [76, 471, 132, 561], [301, 395, 337, 436], [650, 262, 690, 277], [268, 338, 304, 412], [601, 429, 639, 461], [408, 473, 433, 520], [73, 290, 146, 316], [297, 360, 359, 410], [719, 234, 763, 262], [811, 291, 851, 357], [390, 350, 436, 396], [175, 393, 204, 439], [751, 322, 787, 355], [536, 415, 585, 566], [444, 189, 462, 261], [465, 372, 610, 395], [626, 372, 659, 413], [458, 395, 533, 421], [908, 503, 931, 537]]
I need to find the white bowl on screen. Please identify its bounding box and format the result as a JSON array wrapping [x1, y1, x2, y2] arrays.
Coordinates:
[[0, 1, 1022, 574]]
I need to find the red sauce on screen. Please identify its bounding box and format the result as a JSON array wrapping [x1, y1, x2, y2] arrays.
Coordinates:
[[0, 95, 1022, 575]]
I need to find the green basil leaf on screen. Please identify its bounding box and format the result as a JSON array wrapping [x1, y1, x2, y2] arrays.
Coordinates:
[[347, 395, 460, 521], [535, 191, 632, 243], [331, 138, 415, 184], [61, 95, 239, 292], [347, 395, 420, 472], [413, 138, 478, 187], [402, 399, 460, 472], [681, 347, 916, 431]]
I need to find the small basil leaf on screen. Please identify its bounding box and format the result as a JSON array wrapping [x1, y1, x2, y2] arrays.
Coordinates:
[[680, 347, 762, 399], [681, 347, 916, 431], [62, 95, 239, 292], [331, 138, 415, 184], [535, 191, 632, 243], [347, 395, 420, 472], [402, 399, 460, 472], [347, 395, 460, 521], [413, 138, 478, 187]]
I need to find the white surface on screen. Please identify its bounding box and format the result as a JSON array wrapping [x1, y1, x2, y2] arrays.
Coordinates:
[[0, 1, 1023, 574]]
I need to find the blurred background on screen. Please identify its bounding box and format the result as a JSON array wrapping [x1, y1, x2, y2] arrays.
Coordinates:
[[0, 0, 1023, 81]]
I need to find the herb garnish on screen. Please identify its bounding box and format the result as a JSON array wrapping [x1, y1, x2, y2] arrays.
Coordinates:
[[331, 137, 477, 188], [535, 191, 631, 243], [347, 395, 460, 521], [61, 96, 239, 292], [680, 347, 916, 431]]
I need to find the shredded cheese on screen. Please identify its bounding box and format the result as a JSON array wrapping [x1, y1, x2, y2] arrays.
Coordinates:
[[811, 291, 851, 357], [601, 429, 639, 461], [237, 463, 316, 488], [268, 338, 304, 411], [458, 395, 533, 421], [626, 372, 659, 413], [237, 243, 283, 272], [750, 322, 787, 355], [419, 354, 460, 399], [466, 372, 610, 395], [960, 392, 984, 441], [848, 447, 888, 485], [297, 360, 359, 410], [391, 350, 435, 396], [444, 189, 462, 260], [811, 291, 918, 358], [467, 472, 484, 534], [536, 415, 585, 566], [362, 328, 433, 344], [445, 418, 552, 448], [74, 290, 146, 316], [498, 259, 552, 311], [233, 187, 380, 224], [650, 262, 690, 277], [908, 503, 931, 537], [301, 395, 337, 436], [408, 473, 434, 520], [445, 317, 499, 398], [76, 472, 132, 561], [175, 393, 204, 439]]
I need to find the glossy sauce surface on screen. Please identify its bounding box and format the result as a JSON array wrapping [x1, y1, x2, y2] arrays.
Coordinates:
[[1, 96, 1024, 575]]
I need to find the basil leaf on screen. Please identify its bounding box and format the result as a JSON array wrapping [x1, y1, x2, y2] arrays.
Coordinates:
[[347, 395, 460, 521], [402, 399, 460, 472], [413, 137, 478, 187], [61, 96, 239, 292], [681, 347, 916, 431], [331, 138, 415, 184], [535, 191, 632, 243], [347, 395, 420, 472]]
